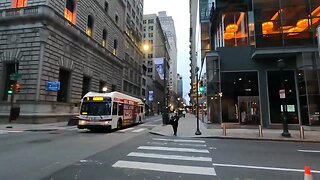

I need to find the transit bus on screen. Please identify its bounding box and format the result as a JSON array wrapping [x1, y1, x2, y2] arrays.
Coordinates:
[[78, 91, 145, 131]]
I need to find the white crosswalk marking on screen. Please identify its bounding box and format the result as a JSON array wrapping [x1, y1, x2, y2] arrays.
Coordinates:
[[118, 127, 135, 132], [153, 138, 205, 143], [178, 143, 207, 147], [132, 128, 146, 133], [138, 146, 209, 153], [112, 138, 216, 176], [128, 152, 212, 162], [112, 161, 216, 176]]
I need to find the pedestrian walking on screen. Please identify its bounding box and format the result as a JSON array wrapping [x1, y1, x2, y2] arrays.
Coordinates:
[[171, 111, 180, 136]]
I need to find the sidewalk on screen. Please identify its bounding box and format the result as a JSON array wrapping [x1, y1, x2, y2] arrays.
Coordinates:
[[0, 122, 74, 132], [149, 114, 320, 143]]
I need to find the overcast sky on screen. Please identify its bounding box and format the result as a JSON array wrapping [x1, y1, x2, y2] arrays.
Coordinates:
[[144, 0, 191, 103]]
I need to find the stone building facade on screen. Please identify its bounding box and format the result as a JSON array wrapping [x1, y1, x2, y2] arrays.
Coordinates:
[[0, 0, 127, 123]]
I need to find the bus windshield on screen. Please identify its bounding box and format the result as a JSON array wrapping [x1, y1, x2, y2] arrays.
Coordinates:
[[80, 102, 112, 116]]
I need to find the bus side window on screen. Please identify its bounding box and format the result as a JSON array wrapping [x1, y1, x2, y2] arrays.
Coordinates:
[[140, 106, 143, 113], [118, 103, 123, 116], [112, 102, 118, 115]]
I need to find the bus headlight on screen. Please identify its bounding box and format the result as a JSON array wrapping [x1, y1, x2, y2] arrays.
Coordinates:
[[104, 121, 109, 125], [79, 120, 86, 125]]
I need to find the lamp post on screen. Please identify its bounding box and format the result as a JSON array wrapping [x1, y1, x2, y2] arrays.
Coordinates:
[[277, 59, 291, 137], [195, 67, 202, 135]]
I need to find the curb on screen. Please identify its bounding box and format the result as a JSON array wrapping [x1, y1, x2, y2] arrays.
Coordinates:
[[148, 131, 320, 143]]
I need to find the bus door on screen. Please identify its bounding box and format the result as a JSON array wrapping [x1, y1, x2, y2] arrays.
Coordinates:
[[112, 102, 118, 128]]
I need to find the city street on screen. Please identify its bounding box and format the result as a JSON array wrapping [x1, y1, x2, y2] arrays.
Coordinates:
[[0, 116, 319, 180]]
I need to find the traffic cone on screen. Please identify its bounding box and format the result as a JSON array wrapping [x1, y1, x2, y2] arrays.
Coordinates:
[[304, 166, 313, 180]]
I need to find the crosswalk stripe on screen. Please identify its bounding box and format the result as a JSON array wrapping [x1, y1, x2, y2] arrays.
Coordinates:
[[132, 128, 146, 133], [178, 143, 207, 147], [137, 146, 209, 153], [119, 127, 135, 132], [153, 138, 205, 144], [127, 152, 212, 162], [112, 160, 216, 176]]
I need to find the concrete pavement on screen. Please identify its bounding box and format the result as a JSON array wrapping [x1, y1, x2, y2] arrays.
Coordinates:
[[149, 113, 320, 143]]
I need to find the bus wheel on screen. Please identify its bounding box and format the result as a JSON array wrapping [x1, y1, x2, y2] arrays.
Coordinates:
[[117, 119, 122, 129]]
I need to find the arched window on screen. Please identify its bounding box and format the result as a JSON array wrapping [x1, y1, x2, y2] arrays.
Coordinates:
[[102, 29, 107, 48], [115, 14, 119, 24], [104, 1, 109, 13], [64, 0, 76, 24], [12, 0, 27, 8], [86, 15, 94, 37], [113, 39, 118, 55]]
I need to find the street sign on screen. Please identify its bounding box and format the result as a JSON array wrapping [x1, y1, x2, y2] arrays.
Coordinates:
[[279, 89, 286, 99], [47, 81, 60, 91]]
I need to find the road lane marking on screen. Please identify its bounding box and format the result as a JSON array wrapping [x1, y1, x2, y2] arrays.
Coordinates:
[[298, 150, 320, 153], [212, 163, 320, 174], [127, 152, 212, 162], [132, 128, 146, 133], [138, 146, 209, 153], [112, 161, 216, 176], [118, 128, 135, 132], [178, 143, 207, 147], [153, 138, 205, 143]]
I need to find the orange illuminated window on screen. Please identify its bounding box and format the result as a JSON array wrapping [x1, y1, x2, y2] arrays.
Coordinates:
[[86, 15, 94, 37], [64, 0, 76, 24], [113, 39, 118, 56], [102, 29, 107, 47], [12, 0, 27, 8]]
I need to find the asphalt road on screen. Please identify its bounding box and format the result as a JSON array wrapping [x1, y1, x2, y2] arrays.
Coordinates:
[[1, 116, 320, 180]]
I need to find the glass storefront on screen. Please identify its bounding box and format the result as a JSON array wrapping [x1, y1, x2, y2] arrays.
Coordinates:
[[221, 72, 260, 124], [267, 70, 299, 124], [254, 0, 319, 48]]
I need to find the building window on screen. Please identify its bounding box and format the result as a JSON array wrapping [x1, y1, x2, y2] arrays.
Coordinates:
[[104, 1, 109, 13], [143, 20, 146, 24], [147, 68, 153, 73], [143, 33, 146, 38], [86, 15, 94, 37], [148, 19, 154, 24], [143, 26, 146, 31], [147, 54, 153, 58], [147, 61, 153, 66], [57, 69, 71, 102], [142, 88, 146, 96], [102, 29, 107, 48], [64, 0, 75, 24], [12, 0, 27, 8], [113, 39, 118, 55], [82, 76, 91, 97], [148, 33, 153, 37], [115, 14, 119, 24], [148, 26, 154, 31]]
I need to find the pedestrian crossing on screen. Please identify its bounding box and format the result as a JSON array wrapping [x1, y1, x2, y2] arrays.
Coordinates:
[[118, 127, 148, 133], [112, 137, 217, 176], [0, 129, 24, 135]]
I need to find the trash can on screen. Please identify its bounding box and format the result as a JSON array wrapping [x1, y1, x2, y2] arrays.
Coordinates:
[[10, 107, 20, 121]]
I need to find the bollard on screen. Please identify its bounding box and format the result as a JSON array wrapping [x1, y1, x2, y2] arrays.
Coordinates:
[[259, 125, 263, 137], [300, 126, 305, 139], [223, 123, 227, 136]]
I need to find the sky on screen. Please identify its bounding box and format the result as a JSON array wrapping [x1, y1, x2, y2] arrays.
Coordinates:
[[144, 0, 191, 103]]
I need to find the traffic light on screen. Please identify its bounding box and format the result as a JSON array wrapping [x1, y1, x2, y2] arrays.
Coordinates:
[[192, 83, 197, 97], [199, 80, 205, 94], [8, 80, 16, 94], [15, 83, 21, 94]]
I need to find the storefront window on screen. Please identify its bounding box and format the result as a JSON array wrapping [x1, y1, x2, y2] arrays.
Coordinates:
[[223, 12, 249, 47], [221, 72, 260, 124], [267, 70, 299, 124], [281, 0, 313, 46], [254, 0, 282, 47]]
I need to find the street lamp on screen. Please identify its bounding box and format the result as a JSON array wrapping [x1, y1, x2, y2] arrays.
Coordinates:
[[102, 87, 108, 92], [195, 67, 202, 135], [277, 59, 291, 137]]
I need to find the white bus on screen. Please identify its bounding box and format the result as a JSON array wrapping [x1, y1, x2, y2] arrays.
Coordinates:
[[78, 91, 145, 131]]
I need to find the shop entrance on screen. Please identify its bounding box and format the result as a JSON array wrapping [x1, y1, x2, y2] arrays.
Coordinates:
[[238, 96, 260, 125]]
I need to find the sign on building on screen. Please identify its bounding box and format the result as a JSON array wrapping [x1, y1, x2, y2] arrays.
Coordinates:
[[47, 81, 60, 91], [148, 91, 154, 101]]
